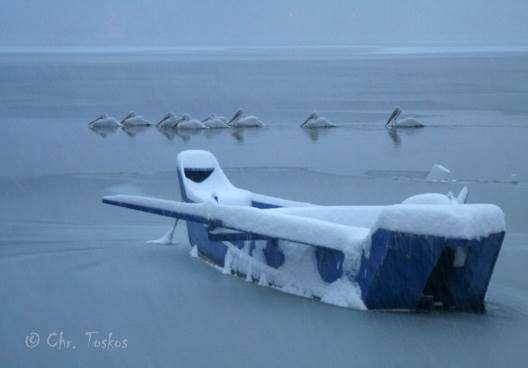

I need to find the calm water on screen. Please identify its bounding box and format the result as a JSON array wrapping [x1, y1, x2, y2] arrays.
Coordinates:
[[1, 47, 527, 367]]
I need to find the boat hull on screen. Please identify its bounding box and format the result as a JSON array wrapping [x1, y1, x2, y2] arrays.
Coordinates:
[[357, 229, 504, 312], [176, 154, 505, 312]]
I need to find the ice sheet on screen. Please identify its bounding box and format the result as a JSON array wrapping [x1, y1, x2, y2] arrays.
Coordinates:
[[1, 49, 528, 368]]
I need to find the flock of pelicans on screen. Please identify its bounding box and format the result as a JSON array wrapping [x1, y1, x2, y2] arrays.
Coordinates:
[[88, 107, 424, 132]]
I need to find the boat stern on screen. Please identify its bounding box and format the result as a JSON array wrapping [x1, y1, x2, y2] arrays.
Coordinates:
[[356, 205, 506, 312]]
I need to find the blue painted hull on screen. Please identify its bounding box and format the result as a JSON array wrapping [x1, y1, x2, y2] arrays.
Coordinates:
[[356, 229, 504, 312], [177, 169, 504, 312]]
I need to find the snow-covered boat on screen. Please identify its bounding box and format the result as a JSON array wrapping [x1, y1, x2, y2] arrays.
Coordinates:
[[102, 150, 505, 312]]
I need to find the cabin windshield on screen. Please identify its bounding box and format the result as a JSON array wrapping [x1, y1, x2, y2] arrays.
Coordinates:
[[184, 168, 214, 183]]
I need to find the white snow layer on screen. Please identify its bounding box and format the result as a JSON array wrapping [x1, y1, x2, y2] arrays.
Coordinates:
[[321, 279, 366, 310], [214, 238, 366, 310], [189, 245, 198, 258], [177, 150, 253, 205], [104, 195, 370, 253], [105, 195, 505, 250], [177, 150, 311, 208], [401, 193, 454, 205], [373, 204, 505, 239], [272, 206, 384, 229], [272, 203, 504, 239], [176, 149, 219, 169]]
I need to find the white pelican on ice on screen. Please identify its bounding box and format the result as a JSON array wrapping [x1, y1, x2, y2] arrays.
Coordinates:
[[227, 109, 265, 128], [300, 112, 337, 128], [120, 111, 152, 127], [385, 107, 424, 128], [176, 114, 209, 130], [157, 112, 182, 129], [202, 114, 230, 129], [88, 114, 121, 128]]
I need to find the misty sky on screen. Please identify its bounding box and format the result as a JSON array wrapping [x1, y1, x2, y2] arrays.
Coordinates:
[[1, 0, 527, 46]]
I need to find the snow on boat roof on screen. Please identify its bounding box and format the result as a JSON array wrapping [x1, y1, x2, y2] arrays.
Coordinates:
[[374, 204, 505, 239], [172, 150, 504, 240], [177, 150, 312, 208], [103, 193, 505, 256], [273, 203, 504, 239], [177, 149, 218, 169], [271, 206, 384, 229]]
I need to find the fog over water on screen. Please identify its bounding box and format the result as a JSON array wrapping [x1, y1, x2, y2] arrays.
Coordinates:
[[1, 0, 527, 46]]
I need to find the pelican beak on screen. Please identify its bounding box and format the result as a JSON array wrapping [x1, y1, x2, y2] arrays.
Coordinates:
[[174, 116, 186, 127], [386, 108, 399, 127], [227, 111, 240, 126], [300, 116, 311, 127], [88, 116, 102, 126], [157, 116, 168, 126], [120, 112, 134, 125]]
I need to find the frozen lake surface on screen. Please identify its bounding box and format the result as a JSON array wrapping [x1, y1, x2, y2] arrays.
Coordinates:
[[1, 47, 527, 367]]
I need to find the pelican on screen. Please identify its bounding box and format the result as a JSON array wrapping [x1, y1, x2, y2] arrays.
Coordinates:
[[385, 107, 424, 128], [157, 112, 182, 129], [227, 109, 265, 128], [300, 112, 337, 128], [120, 111, 152, 127], [202, 114, 230, 129], [176, 114, 209, 130], [88, 114, 121, 128]]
